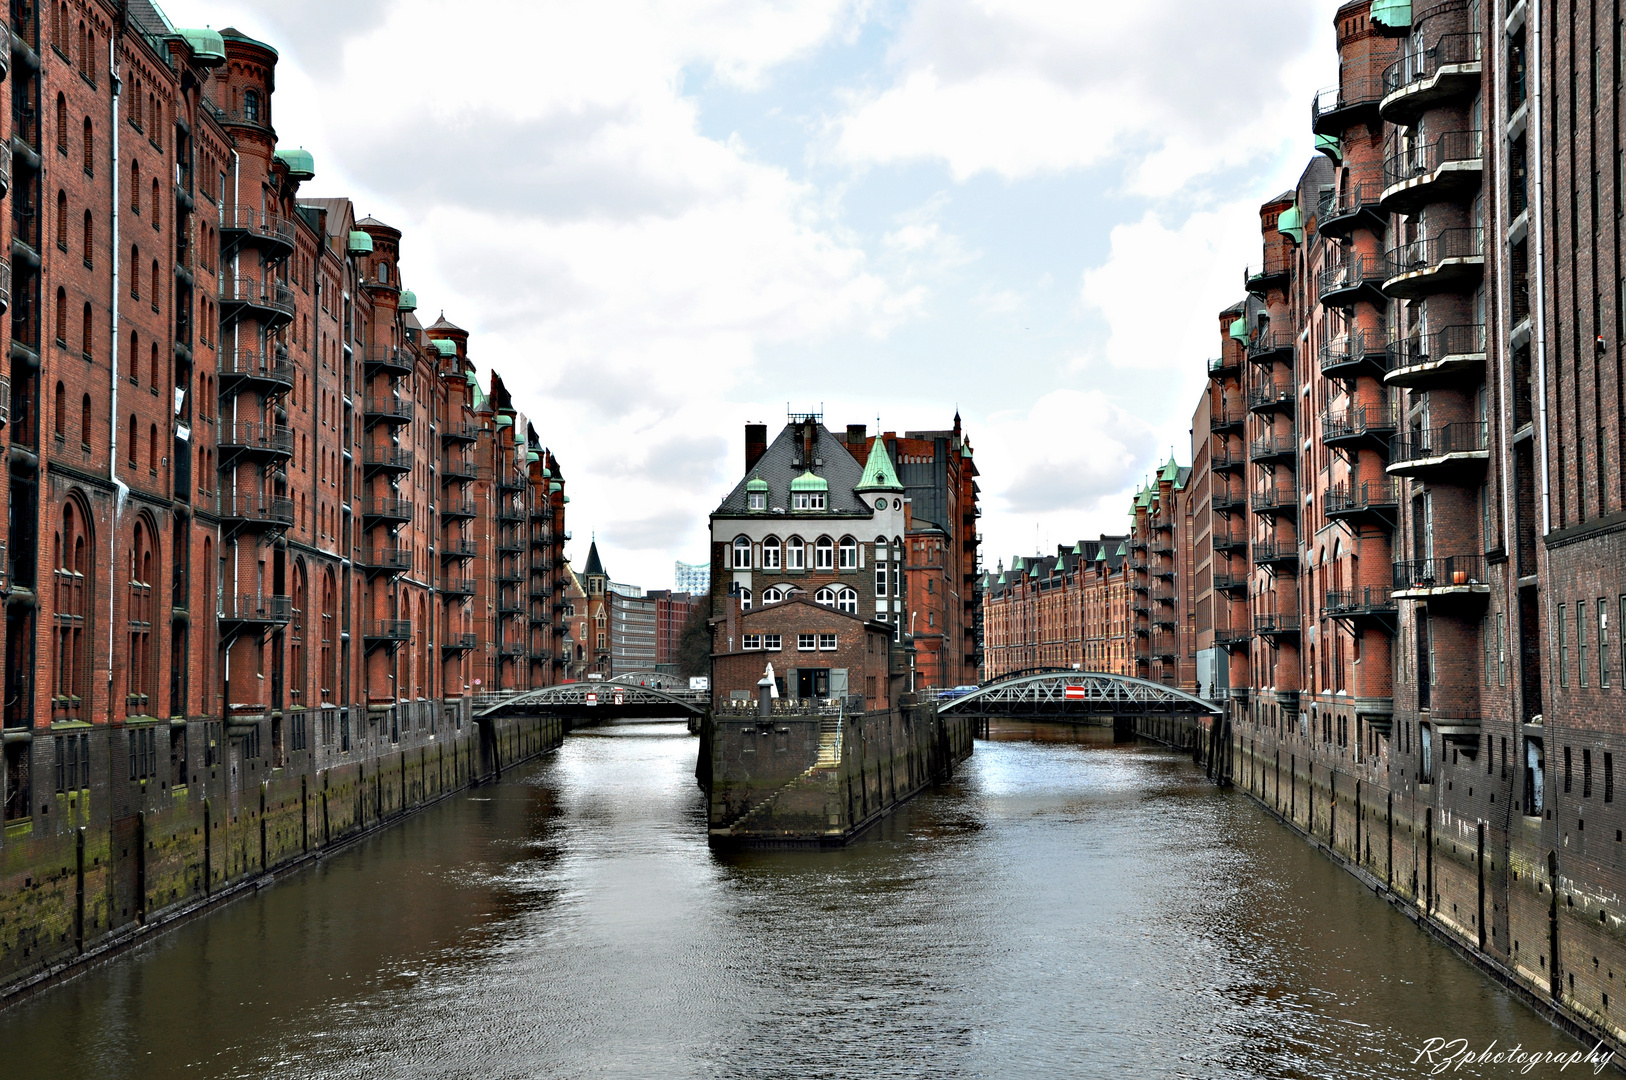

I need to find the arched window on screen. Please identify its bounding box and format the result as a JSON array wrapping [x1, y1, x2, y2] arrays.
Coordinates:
[[54, 500, 93, 722], [128, 520, 157, 711], [82, 209, 92, 265], [150, 342, 159, 389], [82, 117, 93, 174], [761, 535, 781, 570], [378, 261, 390, 283], [55, 94, 67, 154], [762, 587, 783, 605], [54, 287, 67, 344], [837, 587, 858, 614], [320, 571, 337, 701], [150, 260, 159, 309], [80, 395, 91, 445], [83, 26, 94, 81], [52, 2, 64, 53], [148, 423, 158, 473], [55, 190, 67, 250], [127, 414, 137, 467], [53, 382, 64, 436], [244, 89, 260, 123], [81, 303, 93, 358], [131, 161, 140, 213], [732, 535, 752, 570], [738, 587, 752, 611], [130, 246, 139, 297], [785, 535, 805, 571], [815, 587, 836, 608], [291, 562, 307, 705], [838, 536, 857, 570], [150, 178, 160, 227], [814, 536, 834, 570]]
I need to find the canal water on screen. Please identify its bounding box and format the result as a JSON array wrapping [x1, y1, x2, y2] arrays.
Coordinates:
[[0, 721, 1587, 1079]]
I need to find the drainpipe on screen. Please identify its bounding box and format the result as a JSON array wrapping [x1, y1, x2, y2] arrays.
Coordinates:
[[107, 24, 125, 716], [1530, 0, 1550, 534]]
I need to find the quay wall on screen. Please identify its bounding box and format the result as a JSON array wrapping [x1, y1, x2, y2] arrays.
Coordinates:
[[0, 704, 565, 1005]]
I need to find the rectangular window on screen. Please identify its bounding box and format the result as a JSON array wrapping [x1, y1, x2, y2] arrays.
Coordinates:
[[763, 634, 782, 651], [1585, 748, 1594, 797], [742, 634, 761, 650], [1579, 602, 1590, 687], [818, 633, 837, 651], [876, 566, 887, 596], [1497, 613, 1507, 686], [1608, 752, 1615, 803], [1484, 616, 1494, 686], [1560, 604, 1570, 687], [1566, 745, 1573, 793], [1601, 599, 1611, 688], [762, 543, 779, 570], [798, 634, 816, 651]]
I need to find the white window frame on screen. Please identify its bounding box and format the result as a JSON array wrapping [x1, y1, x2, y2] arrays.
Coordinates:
[[837, 588, 858, 614], [815, 537, 834, 570], [838, 537, 857, 569], [798, 634, 817, 651], [739, 587, 752, 611], [748, 492, 765, 511], [732, 536, 752, 569], [815, 587, 837, 607], [763, 634, 782, 651], [762, 536, 781, 569], [818, 633, 837, 651], [762, 587, 783, 604], [742, 634, 762, 650], [786, 537, 805, 571]]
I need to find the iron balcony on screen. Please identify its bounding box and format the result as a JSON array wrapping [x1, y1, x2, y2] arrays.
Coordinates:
[[1392, 554, 1490, 600], [440, 421, 478, 444], [1247, 379, 1296, 416], [1214, 570, 1250, 596], [1319, 329, 1391, 381], [1323, 586, 1398, 630], [1381, 129, 1483, 215], [498, 640, 527, 657], [1318, 251, 1391, 309], [361, 498, 414, 526], [1384, 323, 1487, 389], [219, 349, 294, 396], [1322, 401, 1399, 451], [1316, 177, 1387, 240], [1212, 402, 1246, 433], [441, 538, 478, 560], [442, 457, 479, 482], [363, 396, 415, 427], [1383, 227, 1484, 299], [1212, 489, 1247, 515], [442, 577, 476, 597], [442, 633, 478, 652], [219, 494, 295, 531], [441, 499, 476, 519], [1209, 354, 1240, 379], [363, 547, 412, 576], [1387, 421, 1490, 480], [1254, 612, 1302, 640], [362, 445, 413, 477], [218, 593, 292, 627], [1246, 328, 1294, 364], [1253, 540, 1299, 571], [497, 505, 526, 523], [221, 204, 297, 258], [1213, 530, 1248, 554], [1250, 431, 1298, 466], [497, 596, 524, 613], [530, 528, 553, 546], [1245, 251, 1291, 295], [1312, 72, 1386, 136], [1251, 485, 1299, 518], [365, 620, 412, 646], [219, 421, 294, 462], [1214, 626, 1252, 649], [497, 474, 526, 493], [219, 275, 295, 323], [1211, 442, 1246, 474], [1324, 479, 1401, 529], [362, 346, 412, 377], [1380, 32, 1482, 125]]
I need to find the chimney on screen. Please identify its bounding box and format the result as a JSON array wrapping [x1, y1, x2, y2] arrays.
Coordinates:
[[745, 423, 767, 473], [846, 423, 867, 448], [802, 420, 815, 466]]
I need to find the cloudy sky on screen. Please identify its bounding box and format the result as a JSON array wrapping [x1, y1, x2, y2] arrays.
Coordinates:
[[164, 0, 1338, 587]]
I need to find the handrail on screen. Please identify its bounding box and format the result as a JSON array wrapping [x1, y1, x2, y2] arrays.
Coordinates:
[[1383, 32, 1482, 95]]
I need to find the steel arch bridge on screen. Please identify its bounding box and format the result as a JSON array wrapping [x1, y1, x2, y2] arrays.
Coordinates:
[[475, 682, 706, 721], [939, 670, 1221, 719]]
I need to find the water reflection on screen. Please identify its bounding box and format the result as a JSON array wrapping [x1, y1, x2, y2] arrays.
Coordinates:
[[0, 720, 1581, 1079]]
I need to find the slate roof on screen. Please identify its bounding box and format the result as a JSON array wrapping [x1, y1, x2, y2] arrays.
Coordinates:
[[582, 541, 606, 579], [713, 422, 874, 517]]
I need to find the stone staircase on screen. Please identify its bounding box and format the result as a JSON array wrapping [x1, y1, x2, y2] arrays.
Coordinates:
[[725, 711, 846, 834]]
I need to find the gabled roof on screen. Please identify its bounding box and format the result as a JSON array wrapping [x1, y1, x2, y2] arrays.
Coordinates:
[[713, 422, 873, 517], [1159, 455, 1181, 483]]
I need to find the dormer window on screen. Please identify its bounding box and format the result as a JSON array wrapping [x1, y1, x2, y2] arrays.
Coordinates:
[[794, 491, 825, 510], [749, 492, 765, 510]]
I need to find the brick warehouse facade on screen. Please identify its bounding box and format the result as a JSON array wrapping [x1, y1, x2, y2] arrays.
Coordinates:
[[0, 5, 572, 995], [709, 413, 981, 692], [979, 0, 1626, 1051]]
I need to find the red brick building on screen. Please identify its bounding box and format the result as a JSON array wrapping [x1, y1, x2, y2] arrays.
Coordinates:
[[980, 535, 1131, 680], [0, 6, 569, 976], [648, 589, 699, 672]]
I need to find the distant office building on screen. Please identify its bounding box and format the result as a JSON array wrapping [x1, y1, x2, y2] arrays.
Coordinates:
[[608, 591, 658, 675], [675, 561, 710, 594], [648, 591, 701, 671]]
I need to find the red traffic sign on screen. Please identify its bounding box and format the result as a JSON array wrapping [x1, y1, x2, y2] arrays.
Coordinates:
[[612, 691, 625, 705], [585, 692, 598, 706]]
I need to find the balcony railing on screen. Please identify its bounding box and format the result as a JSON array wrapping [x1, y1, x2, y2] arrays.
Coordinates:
[[219, 593, 292, 624], [1214, 571, 1250, 594], [442, 538, 478, 559], [1251, 485, 1299, 515], [219, 349, 294, 391], [218, 275, 295, 317], [1388, 421, 1490, 473], [440, 421, 478, 443], [219, 421, 294, 458], [361, 498, 414, 523], [362, 445, 413, 474], [1246, 328, 1294, 363], [1250, 431, 1298, 463], [1318, 252, 1391, 307], [1322, 401, 1399, 446], [1215, 626, 1252, 648], [364, 547, 413, 574], [1381, 33, 1482, 123], [1382, 129, 1483, 208], [366, 620, 413, 643], [1213, 530, 1247, 553], [1316, 176, 1385, 237], [443, 633, 478, 651], [221, 205, 297, 249], [1247, 379, 1296, 414], [1254, 612, 1302, 636], [442, 458, 478, 481], [219, 494, 295, 528], [442, 577, 476, 596], [1212, 400, 1246, 430], [1384, 227, 1484, 297], [441, 499, 476, 518], [1212, 489, 1246, 514], [364, 396, 415, 424], [1393, 554, 1488, 594], [1254, 539, 1299, 567], [1311, 73, 1387, 134], [1323, 586, 1397, 619], [1384, 323, 1487, 388], [1325, 479, 1401, 520], [1245, 250, 1292, 293], [362, 346, 412, 375]]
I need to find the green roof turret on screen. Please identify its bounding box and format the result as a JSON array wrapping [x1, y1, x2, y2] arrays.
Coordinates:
[[789, 470, 828, 493], [274, 147, 315, 181], [854, 438, 904, 493]]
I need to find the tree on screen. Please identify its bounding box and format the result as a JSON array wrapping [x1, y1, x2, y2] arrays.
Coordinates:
[[676, 601, 712, 677]]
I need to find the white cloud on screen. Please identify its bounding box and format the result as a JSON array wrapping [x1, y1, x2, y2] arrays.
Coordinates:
[[834, 0, 1331, 193]]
